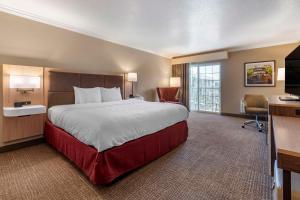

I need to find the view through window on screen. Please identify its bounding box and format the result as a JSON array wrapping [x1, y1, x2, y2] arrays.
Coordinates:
[[189, 63, 221, 112]]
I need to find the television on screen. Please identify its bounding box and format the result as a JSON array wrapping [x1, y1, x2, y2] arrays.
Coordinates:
[[283, 45, 300, 100]]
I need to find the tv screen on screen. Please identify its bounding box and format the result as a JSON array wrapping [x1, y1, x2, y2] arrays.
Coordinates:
[[285, 60, 300, 96]]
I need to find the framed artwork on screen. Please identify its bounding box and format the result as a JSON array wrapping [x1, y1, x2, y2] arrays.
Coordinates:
[[244, 60, 275, 87]]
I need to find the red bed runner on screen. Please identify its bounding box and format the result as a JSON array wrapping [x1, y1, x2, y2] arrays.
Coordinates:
[[44, 120, 188, 185]]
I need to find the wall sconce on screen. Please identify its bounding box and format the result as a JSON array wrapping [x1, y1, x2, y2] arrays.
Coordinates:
[[170, 77, 181, 87], [127, 72, 137, 98], [277, 68, 285, 81], [10, 75, 41, 94]]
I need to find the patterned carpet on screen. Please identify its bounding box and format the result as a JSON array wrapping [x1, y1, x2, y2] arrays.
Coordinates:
[[0, 112, 271, 200]]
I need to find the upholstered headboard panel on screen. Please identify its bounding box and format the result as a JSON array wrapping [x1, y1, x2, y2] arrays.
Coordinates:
[[45, 70, 124, 108]]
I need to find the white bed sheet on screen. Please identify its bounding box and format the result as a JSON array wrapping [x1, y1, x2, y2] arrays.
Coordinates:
[[48, 99, 189, 152]]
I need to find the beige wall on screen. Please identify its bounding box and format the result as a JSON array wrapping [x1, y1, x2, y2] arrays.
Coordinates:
[[221, 43, 300, 114], [0, 11, 171, 147], [0, 11, 171, 100]]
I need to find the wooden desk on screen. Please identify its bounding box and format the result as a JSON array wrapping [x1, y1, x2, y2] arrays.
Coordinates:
[[269, 96, 300, 200], [269, 96, 300, 117], [273, 116, 300, 200]]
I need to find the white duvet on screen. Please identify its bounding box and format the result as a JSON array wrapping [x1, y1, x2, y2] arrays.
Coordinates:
[[48, 99, 189, 152]]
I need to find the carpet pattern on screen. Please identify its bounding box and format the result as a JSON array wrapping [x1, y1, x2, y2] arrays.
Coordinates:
[[0, 112, 271, 200]]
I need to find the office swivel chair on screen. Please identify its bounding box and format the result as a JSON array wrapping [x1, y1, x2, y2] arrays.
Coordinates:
[[241, 94, 268, 132]]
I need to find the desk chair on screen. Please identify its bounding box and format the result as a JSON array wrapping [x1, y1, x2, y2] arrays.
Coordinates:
[[241, 94, 268, 132]]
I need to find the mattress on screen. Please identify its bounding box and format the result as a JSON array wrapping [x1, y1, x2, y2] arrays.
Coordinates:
[[48, 99, 189, 152]]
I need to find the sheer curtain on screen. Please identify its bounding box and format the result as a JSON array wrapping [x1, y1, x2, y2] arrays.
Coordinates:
[[189, 63, 221, 113]]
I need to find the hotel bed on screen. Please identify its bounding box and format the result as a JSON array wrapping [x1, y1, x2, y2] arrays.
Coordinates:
[[44, 70, 189, 185]]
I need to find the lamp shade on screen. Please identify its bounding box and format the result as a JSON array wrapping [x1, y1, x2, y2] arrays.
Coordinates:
[[277, 68, 285, 81], [10, 75, 40, 89], [128, 72, 137, 82], [170, 77, 181, 87]]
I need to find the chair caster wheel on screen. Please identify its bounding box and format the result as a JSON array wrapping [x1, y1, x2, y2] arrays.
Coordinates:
[[242, 125, 245, 128]]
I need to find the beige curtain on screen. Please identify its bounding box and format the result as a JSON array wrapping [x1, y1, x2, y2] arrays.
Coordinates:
[[172, 63, 189, 109]]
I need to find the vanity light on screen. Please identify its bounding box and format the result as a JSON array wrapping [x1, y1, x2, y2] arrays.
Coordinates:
[[277, 68, 285, 81], [10, 75, 41, 94]]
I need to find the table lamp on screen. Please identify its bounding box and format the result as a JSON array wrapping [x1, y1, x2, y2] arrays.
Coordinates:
[[170, 77, 181, 87], [128, 72, 137, 98]]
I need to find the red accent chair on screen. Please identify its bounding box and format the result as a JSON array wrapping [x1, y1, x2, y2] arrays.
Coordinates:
[[156, 87, 181, 104]]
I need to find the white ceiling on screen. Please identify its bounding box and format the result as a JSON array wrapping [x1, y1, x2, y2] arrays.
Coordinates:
[[0, 0, 300, 58]]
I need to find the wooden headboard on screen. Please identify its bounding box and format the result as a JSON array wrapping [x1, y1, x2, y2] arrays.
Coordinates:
[[44, 70, 124, 108]]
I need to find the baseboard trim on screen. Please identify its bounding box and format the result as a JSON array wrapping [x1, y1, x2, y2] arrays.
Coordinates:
[[221, 112, 268, 121], [0, 138, 44, 153], [221, 112, 250, 119]]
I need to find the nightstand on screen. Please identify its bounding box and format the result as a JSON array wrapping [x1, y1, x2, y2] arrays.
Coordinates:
[[127, 96, 144, 101], [2, 105, 46, 142], [4, 105, 46, 117]]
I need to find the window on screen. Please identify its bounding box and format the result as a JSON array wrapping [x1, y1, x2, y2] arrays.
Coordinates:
[[189, 63, 221, 113]]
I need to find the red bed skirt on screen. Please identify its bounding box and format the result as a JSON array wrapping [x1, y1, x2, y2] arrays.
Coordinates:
[[44, 120, 188, 185]]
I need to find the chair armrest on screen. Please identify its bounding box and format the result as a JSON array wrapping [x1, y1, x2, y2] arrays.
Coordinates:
[[174, 97, 180, 102], [240, 99, 247, 114], [264, 98, 269, 109]]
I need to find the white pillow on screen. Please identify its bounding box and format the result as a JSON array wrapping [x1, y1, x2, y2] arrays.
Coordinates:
[[73, 87, 102, 104], [101, 87, 122, 102]]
